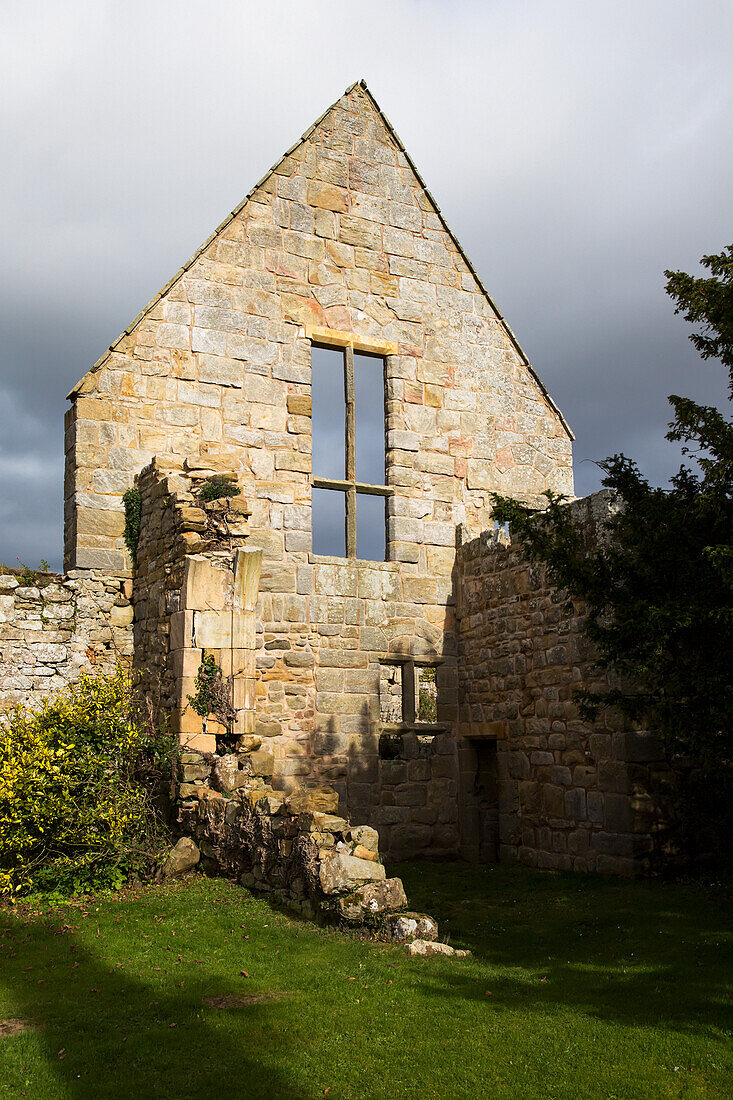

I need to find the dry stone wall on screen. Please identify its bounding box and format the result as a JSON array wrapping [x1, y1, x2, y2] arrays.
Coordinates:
[[0, 570, 133, 717], [455, 493, 668, 875]]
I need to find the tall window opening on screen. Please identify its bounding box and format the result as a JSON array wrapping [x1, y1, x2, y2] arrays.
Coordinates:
[[311, 343, 390, 560]]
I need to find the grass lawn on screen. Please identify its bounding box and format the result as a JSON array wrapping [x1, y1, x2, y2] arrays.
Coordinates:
[[0, 863, 731, 1099]]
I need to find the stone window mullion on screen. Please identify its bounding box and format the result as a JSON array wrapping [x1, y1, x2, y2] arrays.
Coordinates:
[[344, 346, 357, 558]]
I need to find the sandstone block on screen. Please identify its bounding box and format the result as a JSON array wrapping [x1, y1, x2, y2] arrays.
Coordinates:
[[338, 215, 381, 250], [338, 878, 407, 923], [352, 844, 378, 862], [197, 354, 244, 387], [319, 850, 386, 895], [284, 786, 339, 815], [237, 736, 262, 752], [407, 940, 471, 959], [110, 604, 134, 627], [178, 782, 204, 800], [286, 394, 312, 416], [180, 762, 211, 783], [162, 837, 200, 877], [385, 912, 438, 943], [348, 825, 379, 852], [308, 181, 349, 212], [299, 812, 348, 834], [178, 732, 217, 754], [240, 750, 275, 778], [212, 754, 247, 793]]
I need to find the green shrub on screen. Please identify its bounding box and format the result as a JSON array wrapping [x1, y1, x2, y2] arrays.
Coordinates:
[[0, 667, 175, 899], [197, 476, 241, 502]]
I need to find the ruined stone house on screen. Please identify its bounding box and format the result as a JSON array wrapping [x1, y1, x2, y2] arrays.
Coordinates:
[[0, 81, 665, 877]]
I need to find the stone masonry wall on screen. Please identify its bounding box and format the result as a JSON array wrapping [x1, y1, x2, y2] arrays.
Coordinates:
[[0, 570, 133, 717], [64, 82, 572, 577], [60, 82, 576, 866], [455, 493, 668, 875], [132, 459, 461, 861], [132, 457, 256, 747]]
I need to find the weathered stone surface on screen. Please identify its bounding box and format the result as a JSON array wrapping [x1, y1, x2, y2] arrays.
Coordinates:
[[0, 573, 133, 718], [237, 735, 262, 753], [240, 750, 274, 778], [212, 755, 246, 793], [319, 850, 386, 895], [299, 812, 348, 834], [25, 82, 668, 881], [285, 786, 340, 815], [338, 877, 408, 923], [384, 912, 438, 943], [407, 940, 471, 959], [349, 825, 379, 853], [180, 762, 211, 783], [162, 837, 200, 877], [178, 782, 204, 799], [110, 603, 134, 627], [455, 490, 668, 874]]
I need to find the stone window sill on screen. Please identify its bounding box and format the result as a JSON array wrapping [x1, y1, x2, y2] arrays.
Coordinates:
[[380, 722, 450, 734], [309, 553, 399, 571]]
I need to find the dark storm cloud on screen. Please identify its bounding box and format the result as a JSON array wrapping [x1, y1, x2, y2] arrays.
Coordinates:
[[1, 0, 731, 568]]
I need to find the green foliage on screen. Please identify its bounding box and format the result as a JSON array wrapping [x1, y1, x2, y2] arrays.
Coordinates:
[[14, 557, 53, 587], [665, 244, 733, 389], [0, 667, 175, 899], [122, 488, 142, 561], [186, 655, 235, 728], [197, 476, 241, 502], [491, 245, 733, 866], [186, 654, 221, 718]]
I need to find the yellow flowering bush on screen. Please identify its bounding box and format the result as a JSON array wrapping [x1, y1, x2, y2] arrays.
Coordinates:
[[0, 667, 175, 899]]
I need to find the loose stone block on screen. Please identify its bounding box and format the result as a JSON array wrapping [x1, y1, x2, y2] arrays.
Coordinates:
[[338, 878, 407, 923], [319, 850, 386, 895], [385, 912, 438, 943], [161, 837, 200, 877]]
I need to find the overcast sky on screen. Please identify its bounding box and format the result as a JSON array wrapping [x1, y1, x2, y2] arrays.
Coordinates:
[[1, 0, 731, 570]]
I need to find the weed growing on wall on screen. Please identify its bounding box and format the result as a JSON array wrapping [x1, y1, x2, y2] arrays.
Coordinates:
[[0, 667, 175, 899], [197, 476, 241, 503]]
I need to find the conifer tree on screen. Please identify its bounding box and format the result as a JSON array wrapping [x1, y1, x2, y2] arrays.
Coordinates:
[[491, 246, 733, 864]]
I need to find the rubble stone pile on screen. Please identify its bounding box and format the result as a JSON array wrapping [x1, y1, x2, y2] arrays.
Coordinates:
[[167, 745, 468, 954]]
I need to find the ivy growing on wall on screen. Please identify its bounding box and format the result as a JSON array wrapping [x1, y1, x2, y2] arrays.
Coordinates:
[[122, 489, 142, 561]]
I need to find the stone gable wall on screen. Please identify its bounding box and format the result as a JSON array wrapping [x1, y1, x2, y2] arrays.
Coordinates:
[[454, 493, 669, 875], [0, 571, 133, 718], [64, 83, 572, 575], [61, 84, 574, 864]]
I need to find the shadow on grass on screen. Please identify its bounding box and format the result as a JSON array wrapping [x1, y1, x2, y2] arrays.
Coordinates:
[[0, 912, 308, 1099], [396, 861, 733, 1036]]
